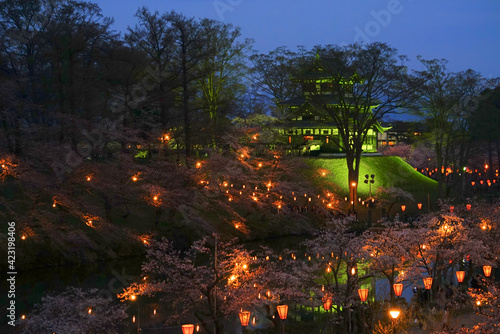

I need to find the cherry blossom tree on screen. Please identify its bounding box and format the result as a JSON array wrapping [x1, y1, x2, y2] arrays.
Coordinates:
[[361, 219, 413, 301], [119, 235, 266, 334], [19, 287, 128, 334]]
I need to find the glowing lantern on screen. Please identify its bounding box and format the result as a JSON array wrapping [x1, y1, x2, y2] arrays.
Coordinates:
[[393, 283, 403, 297], [21, 235, 26, 240], [239, 311, 251, 327], [182, 324, 195, 334], [401, 205, 406, 212], [153, 196, 158, 201], [456, 271, 465, 283], [88, 308, 92, 314], [480, 180, 484, 185], [483, 265, 492, 277], [132, 176, 138, 182], [358, 288, 369, 302], [471, 181, 475, 186], [423, 277, 433, 290], [322, 294, 333, 311], [389, 309, 400, 320], [417, 203, 422, 210], [86, 175, 91, 181], [276, 305, 288, 320], [466, 204, 471, 211], [449, 206, 454, 213], [351, 267, 356, 275]]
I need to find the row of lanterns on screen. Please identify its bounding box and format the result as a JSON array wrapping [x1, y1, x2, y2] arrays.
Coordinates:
[[181, 305, 289, 334], [400, 204, 473, 212], [179, 265, 495, 333]]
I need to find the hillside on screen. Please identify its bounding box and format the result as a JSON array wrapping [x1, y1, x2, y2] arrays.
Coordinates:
[[0, 153, 437, 272], [306, 156, 438, 208]]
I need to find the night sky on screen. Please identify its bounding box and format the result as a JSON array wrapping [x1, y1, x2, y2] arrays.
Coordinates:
[[93, 0, 500, 77]]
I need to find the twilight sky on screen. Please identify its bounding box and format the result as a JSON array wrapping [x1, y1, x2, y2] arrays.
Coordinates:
[[93, 0, 500, 78]]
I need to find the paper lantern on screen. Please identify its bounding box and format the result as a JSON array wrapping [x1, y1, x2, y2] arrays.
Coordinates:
[[182, 324, 194, 334], [483, 265, 492, 277], [423, 277, 433, 290], [401, 205, 406, 212], [456, 270, 465, 283], [358, 288, 369, 302], [239, 311, 250, 327], [322, 294, 332, 311], [466, 204, 471, 211], [276, 305, 288, 320], [417, 203, 422, 210], [393, 283, 403, 297], [449, 206, 455, 213]]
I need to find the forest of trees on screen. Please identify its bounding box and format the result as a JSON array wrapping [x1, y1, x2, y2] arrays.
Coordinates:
[[1, 1, 499, 197]]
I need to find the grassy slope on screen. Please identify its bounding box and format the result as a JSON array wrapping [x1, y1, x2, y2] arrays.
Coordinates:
[[306, 156, 438, 205]]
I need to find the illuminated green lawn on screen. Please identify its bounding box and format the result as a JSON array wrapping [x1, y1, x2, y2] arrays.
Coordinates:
[[306, 156, 438, 204]]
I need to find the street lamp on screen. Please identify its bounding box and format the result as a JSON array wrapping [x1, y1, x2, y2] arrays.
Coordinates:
[[239, 311, 251, 333], [389, 309, 400, 334], [182, 324, 194, 334], [364, 174, 375, 198], [276, 305, 288, 334], [351, 182, 357, 213]]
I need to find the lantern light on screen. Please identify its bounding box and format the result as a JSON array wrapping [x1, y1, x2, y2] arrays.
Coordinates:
[[358, 288, 369, 302], [483, 265, 492, 277], [466, 204, 471, 211], [423, 277, 433, 290], [389, 309, 400, 320], [239, 311, 251, 327], [401, 205, 406, 212], [417, 203, 422, 210], [393, 283, 403, 297], [322, 294, 333, 311], [276, 305, 288, 320], [182, 324, 195, 334], [456, 271, 465, 283], [449, 206, 455, 213]]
